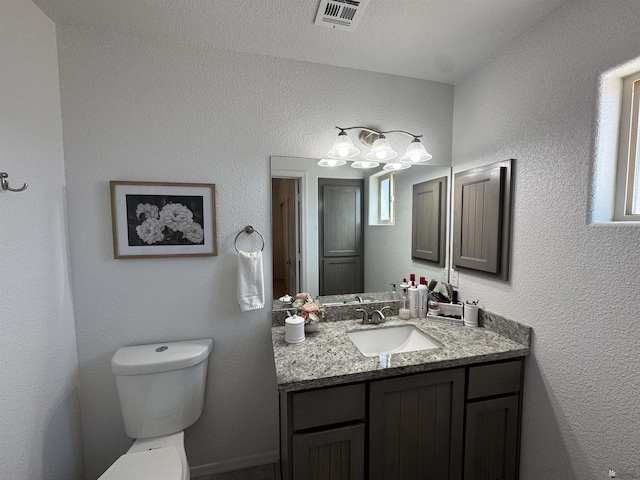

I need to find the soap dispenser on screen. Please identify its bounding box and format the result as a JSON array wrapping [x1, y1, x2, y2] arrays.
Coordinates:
[[399, 279, 411, 319]]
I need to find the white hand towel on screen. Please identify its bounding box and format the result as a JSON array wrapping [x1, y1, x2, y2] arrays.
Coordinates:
[[237, 250, 265, 312]]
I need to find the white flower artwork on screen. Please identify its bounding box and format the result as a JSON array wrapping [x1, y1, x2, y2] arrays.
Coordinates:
[[110, 181, 217, 258], [136, 218, 165, 244], [135, 202, 204, 245]]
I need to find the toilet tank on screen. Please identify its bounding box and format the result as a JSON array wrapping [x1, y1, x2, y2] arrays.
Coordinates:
[[111, 339, 213, 439]]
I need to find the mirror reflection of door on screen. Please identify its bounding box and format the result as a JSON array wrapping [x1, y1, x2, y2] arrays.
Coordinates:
[[318, 178, 364, 295], [272, 178, 300, 299]]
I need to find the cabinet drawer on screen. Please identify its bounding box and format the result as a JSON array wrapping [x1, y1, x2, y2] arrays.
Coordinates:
[[293, 383, 365, 431], [467, 360, 522, 400]]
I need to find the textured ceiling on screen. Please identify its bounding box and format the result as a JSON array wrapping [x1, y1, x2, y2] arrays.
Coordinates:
[[32, 0, 572, 84]]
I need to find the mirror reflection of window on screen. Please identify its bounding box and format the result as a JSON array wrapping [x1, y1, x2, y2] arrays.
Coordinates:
[[378, 172, 395, 225]]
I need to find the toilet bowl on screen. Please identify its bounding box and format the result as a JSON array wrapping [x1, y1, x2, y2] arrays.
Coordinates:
[[98, 339, 213, 480], [97, 432, 188, 480]]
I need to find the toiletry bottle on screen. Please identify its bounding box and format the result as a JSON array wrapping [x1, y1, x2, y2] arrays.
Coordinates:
[[398, 279, 411, 319], [408, 281, 419, 318], [417, 277, 428, 318]]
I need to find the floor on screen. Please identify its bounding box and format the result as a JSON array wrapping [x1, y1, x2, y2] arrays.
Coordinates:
[[194, 463, 279, 480]]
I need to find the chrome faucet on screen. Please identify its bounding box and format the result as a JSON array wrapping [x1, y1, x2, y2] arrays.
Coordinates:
[[356, 308, 370, 324], [354, 295, 364, 303], [370, 306, 394, 324], [358, 306, 394, 324]]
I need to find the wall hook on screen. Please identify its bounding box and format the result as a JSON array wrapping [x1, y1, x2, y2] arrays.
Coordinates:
[[0, 172, 28, 192]]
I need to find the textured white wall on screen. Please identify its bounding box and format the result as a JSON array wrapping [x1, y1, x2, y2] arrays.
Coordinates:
[[0, 1, 83, 479], [453, 1, 640, 478], [55, 26, 453, 478]]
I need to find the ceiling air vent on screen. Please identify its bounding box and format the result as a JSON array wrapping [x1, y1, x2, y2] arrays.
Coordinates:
[[314, 0, 369, 31]]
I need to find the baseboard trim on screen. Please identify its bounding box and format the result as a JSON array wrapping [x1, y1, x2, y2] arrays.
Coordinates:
[[190, 450, 279, 477]]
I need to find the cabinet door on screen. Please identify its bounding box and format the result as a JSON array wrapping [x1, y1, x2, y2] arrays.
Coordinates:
[[412, 176, 447, 265], [452, 159, 512, 280], [292, 424, 365, 480], [464, 395, 519, 480], [369, 369, 465, 480], [318, 179, 364, 295]]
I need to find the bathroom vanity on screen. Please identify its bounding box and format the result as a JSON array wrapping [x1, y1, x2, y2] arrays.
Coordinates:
[[272, 315, 530, 480]]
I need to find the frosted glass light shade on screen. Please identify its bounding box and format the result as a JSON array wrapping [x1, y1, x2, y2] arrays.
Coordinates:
[[383, 161, 411, 171], [351, 160, 380, 169], [400, 139, 432, 163], [318, 158, 347, 167], [328, 132, 360, 159], [365, 137, 397, 161]]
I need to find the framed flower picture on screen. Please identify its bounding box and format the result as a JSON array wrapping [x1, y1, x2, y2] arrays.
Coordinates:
[[110, 181, 217, 258]]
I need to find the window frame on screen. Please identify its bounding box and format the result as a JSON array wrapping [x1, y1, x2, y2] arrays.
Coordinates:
[[614, 70, 640, 221], [377, 171, 395, 225]]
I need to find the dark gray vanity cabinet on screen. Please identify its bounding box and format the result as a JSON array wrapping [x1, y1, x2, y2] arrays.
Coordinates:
[[464, 360, 524, 480], [280, 383, 366, 480], [369, 369, 465, 480], [279, 359, 524, 480]]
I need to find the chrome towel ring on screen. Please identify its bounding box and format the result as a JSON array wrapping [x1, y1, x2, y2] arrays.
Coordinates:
[[234, 225, 265, 252]]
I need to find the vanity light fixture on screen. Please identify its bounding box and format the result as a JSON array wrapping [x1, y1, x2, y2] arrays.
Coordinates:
[[401, 137, 433, 163], [317, 158, 347, 167], [365, 135, 397, 161], [327, 130, 360, 159], [323, 126, 432, 169], [383, 160, 411, 171], [351, 160, 380, 169]]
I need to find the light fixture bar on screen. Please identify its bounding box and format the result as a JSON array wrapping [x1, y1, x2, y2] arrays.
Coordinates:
[[327, 126, 432, 169], [335, 126, 423, 139]]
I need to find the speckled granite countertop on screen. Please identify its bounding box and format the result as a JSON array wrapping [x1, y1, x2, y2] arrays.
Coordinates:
[[272, 316, 531, 392]]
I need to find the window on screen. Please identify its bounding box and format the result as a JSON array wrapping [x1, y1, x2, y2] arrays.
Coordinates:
[[378, 172, 394, 225], [615, 70, 640, 220]]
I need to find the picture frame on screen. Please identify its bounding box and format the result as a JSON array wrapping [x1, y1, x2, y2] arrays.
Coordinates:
[[110, 181, 217, 259]]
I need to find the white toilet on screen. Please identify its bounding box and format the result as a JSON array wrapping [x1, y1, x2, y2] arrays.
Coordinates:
[[98, 338, 213, 480]]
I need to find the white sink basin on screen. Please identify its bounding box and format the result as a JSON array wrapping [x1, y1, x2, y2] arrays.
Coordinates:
[[347, 325, 441, 357]]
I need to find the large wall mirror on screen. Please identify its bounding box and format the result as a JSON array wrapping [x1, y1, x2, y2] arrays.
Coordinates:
[[271, 156, 451, 300]]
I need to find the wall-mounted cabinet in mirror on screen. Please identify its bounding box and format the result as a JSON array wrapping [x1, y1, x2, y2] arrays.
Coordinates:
[[271, 156, 452, 300], [412, 176, 448, 266]]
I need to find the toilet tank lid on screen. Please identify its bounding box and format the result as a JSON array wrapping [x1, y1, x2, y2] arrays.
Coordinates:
[[112, 339, 213, 376]]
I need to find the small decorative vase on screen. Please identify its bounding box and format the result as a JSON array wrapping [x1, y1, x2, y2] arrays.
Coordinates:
[[304, 321, 319, 333]]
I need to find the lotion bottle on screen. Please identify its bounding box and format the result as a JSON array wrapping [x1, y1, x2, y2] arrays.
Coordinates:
[[417, 277, 428, 318], [408, 281, 419, 318]]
